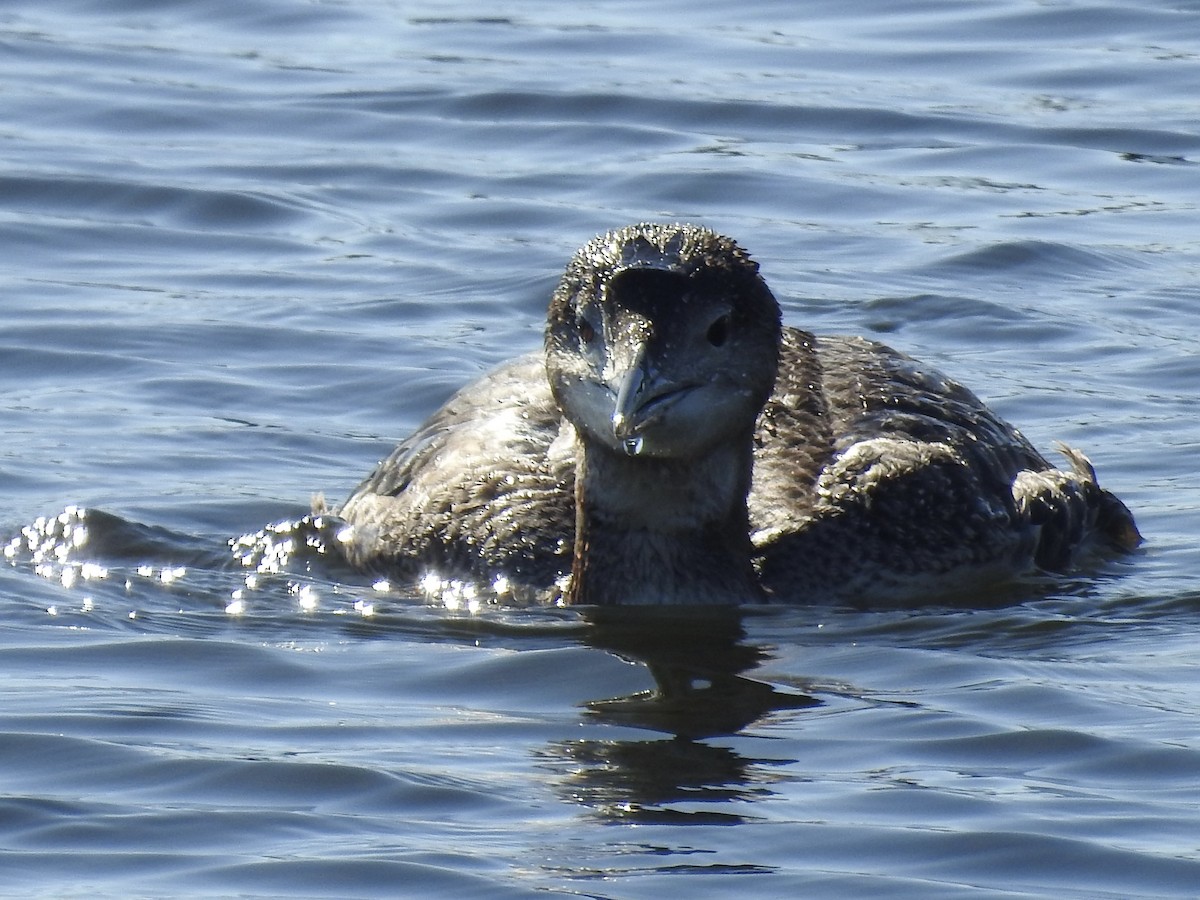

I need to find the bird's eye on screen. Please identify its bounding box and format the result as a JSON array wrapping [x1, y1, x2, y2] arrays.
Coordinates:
[[706, 314, 730, 348], [577, 315, 596, 345]]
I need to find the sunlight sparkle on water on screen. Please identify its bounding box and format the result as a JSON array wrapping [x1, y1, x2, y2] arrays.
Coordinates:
[[420, 572, 484, 612], [293, 583, 319, 612]]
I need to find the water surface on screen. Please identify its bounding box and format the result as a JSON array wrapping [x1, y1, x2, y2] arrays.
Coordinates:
[[2, 1, 1199, 897]]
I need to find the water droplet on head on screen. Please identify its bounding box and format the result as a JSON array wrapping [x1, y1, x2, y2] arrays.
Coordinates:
[[622, 435, 644, 456]]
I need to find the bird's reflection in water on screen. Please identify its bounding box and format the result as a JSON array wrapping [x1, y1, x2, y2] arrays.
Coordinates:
[[539, 608, 820, 824]]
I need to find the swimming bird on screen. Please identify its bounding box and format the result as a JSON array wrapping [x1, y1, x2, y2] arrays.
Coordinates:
[[332, 223, 1139, 606]]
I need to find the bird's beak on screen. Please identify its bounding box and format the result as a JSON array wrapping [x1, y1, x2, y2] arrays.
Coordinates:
[[609, 340, 651, 457]]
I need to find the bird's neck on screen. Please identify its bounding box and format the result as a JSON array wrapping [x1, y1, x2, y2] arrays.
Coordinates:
[[565, 434, 766, 606]]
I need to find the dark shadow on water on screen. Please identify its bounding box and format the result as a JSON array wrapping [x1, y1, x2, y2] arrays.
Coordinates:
[[537, 737, 775, 825], [581, 607, 819, 739], [536, 607, 819, 824]]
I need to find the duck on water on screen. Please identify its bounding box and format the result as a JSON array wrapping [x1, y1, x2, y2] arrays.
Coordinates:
[[327, 223, 1139, 606]]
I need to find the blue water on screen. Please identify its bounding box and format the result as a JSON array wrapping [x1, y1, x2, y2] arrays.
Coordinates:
[[3, 1, 1199, 896]]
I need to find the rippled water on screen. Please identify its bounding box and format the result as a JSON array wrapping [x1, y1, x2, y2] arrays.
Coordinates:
[[3, 1, 1199, 897]]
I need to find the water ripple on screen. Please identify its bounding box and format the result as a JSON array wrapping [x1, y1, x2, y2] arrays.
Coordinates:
[[3, 1, 1199, 897]]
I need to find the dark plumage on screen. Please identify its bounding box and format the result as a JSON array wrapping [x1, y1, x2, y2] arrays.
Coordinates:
[[333, 223, 1139, 606]]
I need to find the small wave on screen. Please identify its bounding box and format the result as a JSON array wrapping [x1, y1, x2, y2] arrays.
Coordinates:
[[933, 239, 1149, 279], [3, 507, 581, 641], [2, 507, 369, 626]]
